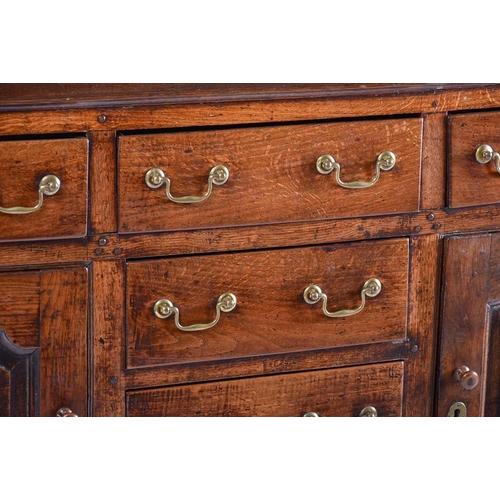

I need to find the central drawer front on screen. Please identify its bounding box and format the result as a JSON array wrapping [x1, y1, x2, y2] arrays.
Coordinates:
[[126, 238, 409, 368], [126, 361, 404, 416], [118, 118, 422, 233]]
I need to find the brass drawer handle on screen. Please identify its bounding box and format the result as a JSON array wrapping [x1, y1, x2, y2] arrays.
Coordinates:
[[145, 165, 229, 204], [303, 278, 382, 318], [56, 407, 78, 417], [316, 151, 396, 188], [0, 174, 61, 214], [475, 144, 500, 172], [359, 406, 378, 417], [153, 292, 237, 331]]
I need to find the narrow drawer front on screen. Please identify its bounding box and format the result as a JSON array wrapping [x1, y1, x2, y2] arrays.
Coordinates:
[[118, 119, 422, 233], [0, 138, 88, 241], [449, 112, 500, 208], [126, 238, 409, 368], [126, 361, 404, 416]]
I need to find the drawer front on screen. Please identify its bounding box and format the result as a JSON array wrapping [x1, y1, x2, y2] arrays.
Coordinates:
[[0, 138, 88, 241], [126, 238, 409, 368], [449, 112, 500, 208], [126, 361, 404, 416], [118, 119, 422, 233]]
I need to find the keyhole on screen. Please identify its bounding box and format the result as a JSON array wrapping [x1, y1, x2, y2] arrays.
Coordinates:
[[447, 402, 467, 417]]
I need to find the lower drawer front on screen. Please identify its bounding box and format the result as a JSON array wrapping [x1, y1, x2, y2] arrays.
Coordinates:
[[126, 361, 404, 417]]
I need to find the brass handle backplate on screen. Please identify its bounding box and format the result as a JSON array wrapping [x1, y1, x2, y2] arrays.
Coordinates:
[[145, 165, 229, 204], [316, 151, 396, 188], [153, 292, 237, 331], [359, 406, 378, 417], [303, 278, 382, 318], [56, 407, 78, 417], [0, 174, 61, 214], [454, 365, 479, 390], [475, 144, 500, 172]]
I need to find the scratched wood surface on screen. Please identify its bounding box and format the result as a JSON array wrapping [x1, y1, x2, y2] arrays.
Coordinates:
[[126, 238, 409, 368], [126, 361, 404, 417], [1, 86, 500, 136], [449, 111, 500, 208], [118, 119, 422, 233], [0, 271, 41, 348], [0, 138, 89, 242]]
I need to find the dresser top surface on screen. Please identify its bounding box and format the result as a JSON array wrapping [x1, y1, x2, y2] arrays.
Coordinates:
[[0, 83, 494, 111]]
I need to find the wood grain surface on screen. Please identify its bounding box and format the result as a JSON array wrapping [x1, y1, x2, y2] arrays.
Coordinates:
[[449, 111, 500, 208], [39, 268, 88, 417], [437, 235, 491, 416], [0, 329, 39, 416], [1, 86, 500, 136], [0, 271, 41, 348], [403, 234, 442, 416], [0, 137, 88, 241], [126, 238, 409, 368], [88, 131, 117, 234], [0, 83, 490, 110], [421, 113, 446, 209], [118, 119, 422, 233], [126, 361, 404, 417], [91, 260, 126, 416]]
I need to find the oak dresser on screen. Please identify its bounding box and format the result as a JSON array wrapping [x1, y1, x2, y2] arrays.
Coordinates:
[[1, 83, 500, 417]]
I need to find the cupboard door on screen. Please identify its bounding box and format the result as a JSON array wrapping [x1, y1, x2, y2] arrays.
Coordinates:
[[0, 267, 88, 416], [438, 234, 500, 416]]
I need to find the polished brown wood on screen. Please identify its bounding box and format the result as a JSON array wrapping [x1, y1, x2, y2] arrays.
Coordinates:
[[88, 131, 117, 234], [126, 361, 404, 417], [2, 83, 499, 417], [449, 112, 500, 208], [91, 260, 126, 417], [1, 86, 500, 136], [0, 329, 39, 417], [421, 113, 447, 210], [8, 203, 500, 269], [437, 234, 491, 416], [124, 340, 408, 390], [403, 234, 442, 416], [484, 302, 500, 416], [0, 137, 88, 242], [39, 268, 88, 417], [0, 84, 489, 110], [0, 268, 88, 417], [118, 119, 422, 233], [126, 239, 409, 368], [0, 271, 40, 348]]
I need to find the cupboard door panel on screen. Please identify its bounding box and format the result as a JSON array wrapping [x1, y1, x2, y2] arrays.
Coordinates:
[[0, 267, 88, 416]]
